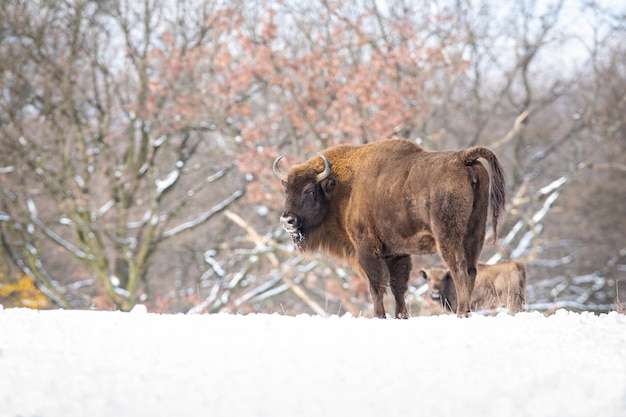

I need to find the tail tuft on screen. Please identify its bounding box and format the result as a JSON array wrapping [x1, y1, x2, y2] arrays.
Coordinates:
[[463, 147, 506, 243]]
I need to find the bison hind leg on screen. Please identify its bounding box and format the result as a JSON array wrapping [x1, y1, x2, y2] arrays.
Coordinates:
[[439, 254, 473, 317], [453, 260, 472, 317]]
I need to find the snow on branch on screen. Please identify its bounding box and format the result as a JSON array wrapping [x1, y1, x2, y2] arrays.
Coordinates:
[[235, 274, 286, 306], [162, 188, 244, 239], [156, 162, 231, 203], [20, 264, 68, 308], [155, 164, 181, 197], [538, 175, 567, 196], [127, 209, 152, 229], [204, 250, 226, 278], [161, 166, 233, 220], [25, 195, 91, 261], [488, 174, 569, 264]]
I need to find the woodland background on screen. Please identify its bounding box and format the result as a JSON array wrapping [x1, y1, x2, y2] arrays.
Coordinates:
[[1, 0, 624, 315]]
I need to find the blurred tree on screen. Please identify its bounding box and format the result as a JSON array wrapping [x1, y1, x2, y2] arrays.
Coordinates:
[[0, 0, 245, 310], [1, 0, 624, 314]]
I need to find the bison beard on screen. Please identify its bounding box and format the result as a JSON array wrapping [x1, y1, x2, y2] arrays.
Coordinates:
[[274, 139, 506, 318], [290, 230, 306, 252]]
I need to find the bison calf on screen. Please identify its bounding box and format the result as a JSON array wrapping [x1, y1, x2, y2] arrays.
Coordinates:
[[419, 260, 526, 314]]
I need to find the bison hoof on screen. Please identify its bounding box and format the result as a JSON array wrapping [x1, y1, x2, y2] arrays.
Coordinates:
[[395, 309, 409, 319]]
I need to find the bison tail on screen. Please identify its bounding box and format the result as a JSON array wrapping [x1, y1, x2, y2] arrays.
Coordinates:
[[463, 147, 506, 243]]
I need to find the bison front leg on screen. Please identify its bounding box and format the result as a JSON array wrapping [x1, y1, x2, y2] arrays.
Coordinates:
[[357, 251, 388, 319], [386, 255, 411, 319]]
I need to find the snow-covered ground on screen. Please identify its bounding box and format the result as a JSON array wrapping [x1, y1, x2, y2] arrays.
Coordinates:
[[1, 307, 625, 417]]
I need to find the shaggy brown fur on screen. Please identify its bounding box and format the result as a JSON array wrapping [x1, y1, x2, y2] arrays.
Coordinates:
[[419, 260, 526, 315], [274, 139, 505, 318]]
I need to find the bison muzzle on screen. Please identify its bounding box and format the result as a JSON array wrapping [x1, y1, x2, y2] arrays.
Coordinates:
[[274, 139, 506, 318]]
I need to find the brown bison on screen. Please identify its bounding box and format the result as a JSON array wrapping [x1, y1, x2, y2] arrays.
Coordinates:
[[419, 260, 526, 315], [273, 139, 505, 318]]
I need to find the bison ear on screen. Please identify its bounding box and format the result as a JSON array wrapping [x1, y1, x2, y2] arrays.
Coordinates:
[[320, 177, 336, 195]]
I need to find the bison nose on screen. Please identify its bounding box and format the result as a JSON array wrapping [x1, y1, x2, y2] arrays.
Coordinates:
[[428, 289, 441, 300], [280, 214, 301, 234]]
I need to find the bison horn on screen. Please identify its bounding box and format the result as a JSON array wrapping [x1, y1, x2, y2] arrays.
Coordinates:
[[273, 156, 288, 182], [316, 152, 332, 182]]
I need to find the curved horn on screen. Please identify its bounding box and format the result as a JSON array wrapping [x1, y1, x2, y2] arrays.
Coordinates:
[[316, 152, 332, 182], [273, 156, 288, 182]]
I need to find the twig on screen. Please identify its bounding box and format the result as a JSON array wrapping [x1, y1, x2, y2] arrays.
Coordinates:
[[490, 110, 529, 149], [589, 162, 626, 173]]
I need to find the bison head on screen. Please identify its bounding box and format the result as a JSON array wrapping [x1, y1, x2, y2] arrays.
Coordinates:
[[273, 153, 335, 251], [419, 267, 451, 301]]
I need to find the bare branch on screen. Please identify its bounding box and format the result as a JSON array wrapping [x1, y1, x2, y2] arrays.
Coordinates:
[[162, 188, 244, 239], [25, 196, 90, 261], [589, 162, 626, 173], [490, 110, 529, 149]]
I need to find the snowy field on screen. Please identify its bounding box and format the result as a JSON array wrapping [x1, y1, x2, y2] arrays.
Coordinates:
[[1, 307, 625, 417]]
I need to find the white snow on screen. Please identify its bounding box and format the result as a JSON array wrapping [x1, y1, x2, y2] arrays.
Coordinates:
[[0, 308, 625, 417], [156, 168, 180, 196], [97, 199, 114, 217]]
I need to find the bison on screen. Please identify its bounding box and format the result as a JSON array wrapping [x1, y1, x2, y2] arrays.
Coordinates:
[[419, 260, 526, 315], [273, 139, 505, 318]]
